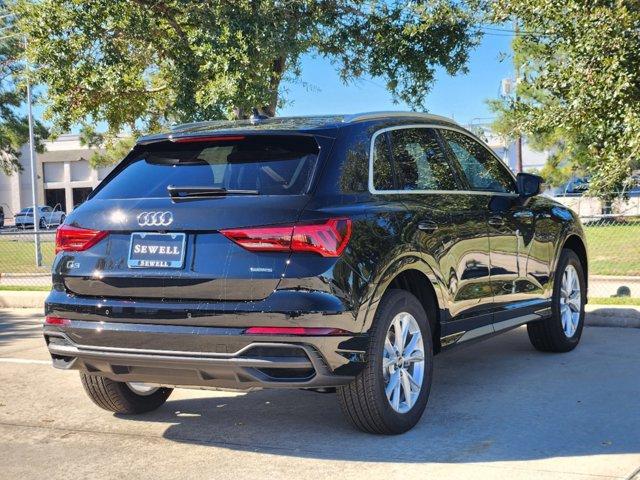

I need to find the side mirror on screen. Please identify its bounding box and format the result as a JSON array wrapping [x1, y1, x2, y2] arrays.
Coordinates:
[[517, 172, 542, 198]]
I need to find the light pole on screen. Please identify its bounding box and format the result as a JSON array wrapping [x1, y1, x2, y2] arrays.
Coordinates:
[[513, 18, 523, 174], [24, 36, 42, 266], [0, 19, 41, 265]]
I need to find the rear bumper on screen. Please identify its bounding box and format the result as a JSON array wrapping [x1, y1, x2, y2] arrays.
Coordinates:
[[43, 295, 369, 389], [45, 326, 358, 390]]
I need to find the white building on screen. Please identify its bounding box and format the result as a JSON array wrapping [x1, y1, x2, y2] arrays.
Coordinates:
[[468, 123, 551, 172], [0, 134, 114, 222]]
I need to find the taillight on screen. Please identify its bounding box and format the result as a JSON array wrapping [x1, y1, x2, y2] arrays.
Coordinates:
[[244, 326, 350, 336], [55, 225, 108, 253], [45, 316, 70, 326], [221, 218, 352, 257]]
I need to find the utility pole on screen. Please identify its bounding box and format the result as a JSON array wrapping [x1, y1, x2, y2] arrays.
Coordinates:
[[24, 37, 42, 266], [514, 18, 523, 174]]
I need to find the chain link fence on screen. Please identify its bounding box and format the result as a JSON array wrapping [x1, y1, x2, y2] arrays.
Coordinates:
[[0, 229, 56, 290], [0, 197, 638, 303], [554, 192, 640, 302]]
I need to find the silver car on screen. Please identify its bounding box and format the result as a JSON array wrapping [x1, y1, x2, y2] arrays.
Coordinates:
[[14, 205, 66, 229]]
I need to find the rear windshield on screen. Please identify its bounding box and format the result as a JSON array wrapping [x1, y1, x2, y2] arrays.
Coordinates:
[[93, 135, 320, 199]]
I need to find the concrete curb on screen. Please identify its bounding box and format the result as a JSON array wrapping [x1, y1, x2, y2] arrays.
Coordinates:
[[0, 290, 48, 308], [0, 290, 639, 327], [585, 304, 640, 328]]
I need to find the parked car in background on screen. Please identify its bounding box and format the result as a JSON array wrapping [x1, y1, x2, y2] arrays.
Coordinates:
[[552, 176, 590, 197], [622, 173, 640, 197], [549, 173, 640, 198], [43, 112, 588, 434], [15, 205, 66, 229], [0, 206, 4, 228]]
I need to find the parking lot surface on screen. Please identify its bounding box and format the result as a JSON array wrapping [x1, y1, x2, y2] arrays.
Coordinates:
[[0, 308, 638, 480]]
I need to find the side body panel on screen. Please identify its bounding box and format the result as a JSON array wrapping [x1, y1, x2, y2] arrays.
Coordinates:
[[401, 194, 494, 336]]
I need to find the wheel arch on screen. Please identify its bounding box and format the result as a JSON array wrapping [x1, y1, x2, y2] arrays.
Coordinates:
[[361, 258, 445, 354], [561, 234, 588, 282]]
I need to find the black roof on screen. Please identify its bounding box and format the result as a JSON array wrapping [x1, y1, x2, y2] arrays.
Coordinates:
[[137, 111, 459, 144]]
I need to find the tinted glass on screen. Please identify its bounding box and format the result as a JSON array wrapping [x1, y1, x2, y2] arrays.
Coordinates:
[[42, 206, 53, 212], [440, 130, 516, 193], [93, 136, 319, 199], [388, 128, 458, 191], [372, 133, 395, 190]]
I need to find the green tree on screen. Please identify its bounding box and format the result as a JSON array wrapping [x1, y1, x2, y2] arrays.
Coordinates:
[[12, 0, 484, 166], [0, 2, 47, 175], [490, 0, 640, 197]]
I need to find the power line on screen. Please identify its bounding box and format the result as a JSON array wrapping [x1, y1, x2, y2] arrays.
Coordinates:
[[479, 25, 556, 37], [0, 32, 20, 40], [478, 27, 554, 38]]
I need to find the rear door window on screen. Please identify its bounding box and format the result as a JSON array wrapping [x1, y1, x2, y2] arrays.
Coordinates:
[[388, 127, 460, 191], [93, 135, 320, 199]]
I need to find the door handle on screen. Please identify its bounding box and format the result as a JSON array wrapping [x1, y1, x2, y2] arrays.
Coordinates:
[[418, 220, 438, 232], [488, 215, 505, 227]]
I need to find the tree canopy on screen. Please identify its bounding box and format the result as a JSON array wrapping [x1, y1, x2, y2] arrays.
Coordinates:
[[12, 0, 485, 166], [489, 0, 640, 196], [0, 2, 47, 174]]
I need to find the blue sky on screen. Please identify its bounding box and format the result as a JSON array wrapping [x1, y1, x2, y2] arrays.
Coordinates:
[[280, 32, 514, 125]]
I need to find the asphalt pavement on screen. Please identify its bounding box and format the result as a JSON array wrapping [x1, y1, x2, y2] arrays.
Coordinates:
[[0, 308, 639, 480]]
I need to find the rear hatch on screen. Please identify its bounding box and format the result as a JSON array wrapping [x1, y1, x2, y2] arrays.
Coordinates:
[[58, 134, 329, 301]]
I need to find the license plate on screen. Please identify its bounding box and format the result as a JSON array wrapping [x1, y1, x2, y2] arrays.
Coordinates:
[[128, 232, 186, 269]]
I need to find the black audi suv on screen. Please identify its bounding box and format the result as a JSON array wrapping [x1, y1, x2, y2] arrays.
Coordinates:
[[44, 112, 588, 434]]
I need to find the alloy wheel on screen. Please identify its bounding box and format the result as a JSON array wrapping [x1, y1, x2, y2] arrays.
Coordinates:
[[559, 264, 581, 338], [382, 312, 425, 414]]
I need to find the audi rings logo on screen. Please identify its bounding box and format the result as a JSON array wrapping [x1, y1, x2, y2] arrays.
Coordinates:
[[137, 211, 174, 227]]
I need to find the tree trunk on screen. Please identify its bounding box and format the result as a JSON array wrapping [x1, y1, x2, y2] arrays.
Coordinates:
[[231, 56, 285, 119], [264, 56, 286, 117]]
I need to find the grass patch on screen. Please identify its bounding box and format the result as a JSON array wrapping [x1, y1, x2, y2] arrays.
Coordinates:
[[0, 285, 50, 291], [588, 296, 640, 306], [583, 222, 640, 276], [0, 239, 56, 273]]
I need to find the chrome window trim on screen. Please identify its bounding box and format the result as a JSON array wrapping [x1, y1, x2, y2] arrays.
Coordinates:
[[368, 123, 519, 197]]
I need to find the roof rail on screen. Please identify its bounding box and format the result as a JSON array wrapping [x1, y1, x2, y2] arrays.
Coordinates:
[[343, 111, 457, 125]]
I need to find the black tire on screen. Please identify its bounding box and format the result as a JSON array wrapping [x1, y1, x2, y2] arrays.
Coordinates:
[[337, 289, 434, 434], [527, 249, 586, 352], [60, 214, 66, 225], [39, 218, 47, 230], [80, 372, 173, 414]]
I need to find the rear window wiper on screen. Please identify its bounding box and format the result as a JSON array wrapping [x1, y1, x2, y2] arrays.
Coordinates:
[[167, 185, 259, 199]]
